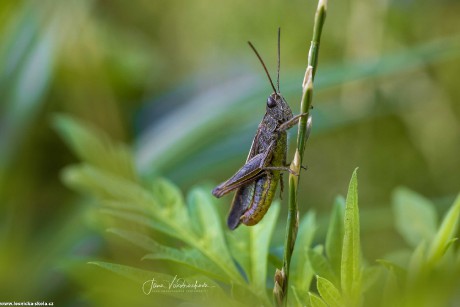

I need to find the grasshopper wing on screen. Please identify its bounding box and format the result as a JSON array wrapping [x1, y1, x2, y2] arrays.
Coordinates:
[[212, 152, 265, 198]]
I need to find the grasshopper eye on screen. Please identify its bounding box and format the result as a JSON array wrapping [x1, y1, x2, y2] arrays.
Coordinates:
[[267, 96, 277, 108]]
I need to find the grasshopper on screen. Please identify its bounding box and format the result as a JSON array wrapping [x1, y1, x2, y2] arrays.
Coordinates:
[[212, 30, 312, 230]]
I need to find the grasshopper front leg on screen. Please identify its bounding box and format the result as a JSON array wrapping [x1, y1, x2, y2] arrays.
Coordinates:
[[277, 113, 312, 135]]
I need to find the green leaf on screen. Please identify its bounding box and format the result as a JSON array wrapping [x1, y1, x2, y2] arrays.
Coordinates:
[[187, 188, 244, 283], [382, 267, 400, 307], [308, 249, 339, 286], [89, 261, 168, 285], [309, 292, 328, 307], [62, 164, 152, 206], [227, 203, 280, 304], [268, 248, 283, 269], [317, 276, 342, 307], [65, 159, 244, 285], [407, 241, 427, 282], [290, 286, 305, 307], [382, 250, 412, 268], [376, 259, 407, 284], [392, 187, 437, 247], [427, 193, 460, 264], [248, 202, 280, 295], [108, 228, 226, 280], [54, 115, 137, 182], [101, 208, 178, 241], [361, 266, 381, 292], [187, 188, 222, 238], [226, 226, 251, 281], [64, 164, 186, 238], [442, 238, 458, 256], [69, 164, 245, 288], [341, 168, 361, 303], [290, 211, 316, 302], [326, 196, 345, 278], [150, 177, 190, 226], [151, 177, 185, 211], [89, 261, 228, 303]]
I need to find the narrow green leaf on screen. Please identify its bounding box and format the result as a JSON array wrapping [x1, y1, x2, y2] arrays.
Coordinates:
[[187, 188, 243, 283], [187, 188, 227, 249], [188, 188, 220, 238], [230, 283, 267, 306], [89, 261, 168, 285], [62, 164, 157, 211], [226, 204, 280, 306], [309, 292, 328, 307], [268, 247, 283, 269], [290, 211, 317, 301], [314, 244, 324, 254], [442, 238, 458, 256], [150, 178, 189, 226], [341, 168, 361, 302], [226, 226, 251, 281], [108, 228, 226, 280], [381, 250, 412, 269], [407, 241, 427, 283], [151, 178, 185, 211], [89, 261, 228, 303], [392, 187, 437, 247], [102, 200, 151, 216], [290, 286, 305, 307], [101, 208, 177, 240], [376, 259, 407, 284], [361, 266, 381, 292], [54, 115, 137, 182], [98, 183, 245, 286], [382, 267, 400, 307], [308, 249, 339, 286], [427, 193, 460, 264], [248, 202, 280, 294], [65, 164, 199, 242], [228, 203, 280, 299], [64, 164, 184, 237], [326, 196, 345, 278], [317, 276, 342, 307]]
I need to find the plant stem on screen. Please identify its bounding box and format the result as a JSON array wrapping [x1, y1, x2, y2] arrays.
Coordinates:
[[308, 0, 327, 82], [274, 0, 327, 305]]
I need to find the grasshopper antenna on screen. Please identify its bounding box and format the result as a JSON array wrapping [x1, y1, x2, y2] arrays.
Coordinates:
[[277, 27, 281, 93], [248, 41, 277, 94]]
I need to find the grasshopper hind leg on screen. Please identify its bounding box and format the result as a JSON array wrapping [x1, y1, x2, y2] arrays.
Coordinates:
[[227, 182, 256, 230]]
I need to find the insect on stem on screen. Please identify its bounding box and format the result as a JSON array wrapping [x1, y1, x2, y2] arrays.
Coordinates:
[[213, 30, 304, 230]]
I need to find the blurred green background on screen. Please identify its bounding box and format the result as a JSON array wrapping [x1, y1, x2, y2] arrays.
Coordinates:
[[0, 0, 459, 304]]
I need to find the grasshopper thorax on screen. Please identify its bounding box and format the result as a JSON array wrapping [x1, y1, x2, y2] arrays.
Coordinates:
[[266, 92, 293, 123]]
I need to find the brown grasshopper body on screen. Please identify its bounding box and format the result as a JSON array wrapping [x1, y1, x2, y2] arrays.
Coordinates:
[[212, 31, 312, 230]]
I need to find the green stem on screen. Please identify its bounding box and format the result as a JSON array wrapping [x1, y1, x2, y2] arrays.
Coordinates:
[[274, 0, 327, 306], [308, 0, 327, 81]]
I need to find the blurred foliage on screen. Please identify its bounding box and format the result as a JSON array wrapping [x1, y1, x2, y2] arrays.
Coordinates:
[[52, 120, 460, 306], [0, 0, 460, 305]]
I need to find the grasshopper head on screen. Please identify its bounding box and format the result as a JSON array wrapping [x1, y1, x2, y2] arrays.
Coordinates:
[[266, 92, 293, 123]]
